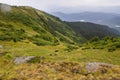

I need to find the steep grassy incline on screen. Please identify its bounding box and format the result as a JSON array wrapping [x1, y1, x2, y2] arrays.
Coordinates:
[[0, 4, 83, 46]]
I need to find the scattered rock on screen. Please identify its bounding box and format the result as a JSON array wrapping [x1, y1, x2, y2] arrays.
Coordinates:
[[85, 62, 113, 73], [55, 50, 59, 52], [0, 45, 3, 49], [40, 56, 45, 60], [49, 54, 53, 56], [0, 3, 11, 13], [14, 56, 35, 64]]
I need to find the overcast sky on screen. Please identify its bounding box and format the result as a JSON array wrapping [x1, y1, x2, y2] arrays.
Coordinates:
[[0, 0, 120, 13]]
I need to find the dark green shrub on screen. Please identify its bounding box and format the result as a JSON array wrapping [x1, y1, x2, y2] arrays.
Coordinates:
[[65, 45, 78, 52], [115, 43, 120, 48], [55, 50, 59, 52], [78, 44, 83, 47], [92, 46, 104, 49], [6, 12, 33, 26], [107, 42, 120, 49], [29, 34, 59, 46], [90, 36, 100, 42], [33, 40, 49, 46], [103, 36, 115, 41], [108, 47, 116, 52], [32, 39, 56, 46], [3, 53, 13, 60], [0, 27, 26, 42], [27, 56, 44, 63], [82, 47, 91, 50]]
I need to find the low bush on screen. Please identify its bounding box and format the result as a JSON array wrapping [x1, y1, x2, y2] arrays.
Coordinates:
[[3, 53, 13, 60], [92, 46, 104, 49], [0, 26, 27, 42], [108, 46, 116, 52], [65, 45, 78, 52], [82, 47, 91, 50], [90, 36, 100, 42], [28, 56, 41, 63], [29, 35, 59, 46]]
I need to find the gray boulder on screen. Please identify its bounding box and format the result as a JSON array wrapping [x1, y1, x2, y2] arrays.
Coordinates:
[[0, 45, 3, 49], [0, 3, 11, 13], [14, 56, 35, 64], [85, 62, 113, 73]]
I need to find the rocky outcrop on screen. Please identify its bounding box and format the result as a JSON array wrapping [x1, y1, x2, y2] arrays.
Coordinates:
[[0, 45, 3, 49], [14, 56, 45, 64], [0, 3, 11, 12], [14, 56, 35, 64], [85, 62, 114, 73]]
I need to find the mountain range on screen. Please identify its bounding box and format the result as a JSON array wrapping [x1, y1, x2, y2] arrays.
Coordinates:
[[53, 12, 120, 32]]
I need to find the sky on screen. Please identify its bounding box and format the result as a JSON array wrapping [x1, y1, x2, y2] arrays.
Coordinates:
[[0, 0, 120, 13]]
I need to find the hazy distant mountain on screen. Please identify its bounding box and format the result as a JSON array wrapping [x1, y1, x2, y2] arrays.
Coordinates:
[[53, 12, 120, 32], [51, 6, 120, 14]]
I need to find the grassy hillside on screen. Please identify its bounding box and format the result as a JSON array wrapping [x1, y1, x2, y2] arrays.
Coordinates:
[[82, 36, 120, 52], [0, 5, 83, 46], [66, 22, 120, 40]]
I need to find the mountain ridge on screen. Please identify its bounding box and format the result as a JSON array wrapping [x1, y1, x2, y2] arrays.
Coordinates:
[[0, 3, 84, 45], [66, 22, 120, 39], [53, 12, 120, 32]]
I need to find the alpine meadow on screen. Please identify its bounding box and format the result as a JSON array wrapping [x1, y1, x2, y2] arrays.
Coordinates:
[[0, 2, 120, 80]]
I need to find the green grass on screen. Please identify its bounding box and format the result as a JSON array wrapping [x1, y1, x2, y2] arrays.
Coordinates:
[[0, 41, 120, 80], [0, 41, 120, 65], [47, 48, 120, 65], [0, 5, 120, 80]]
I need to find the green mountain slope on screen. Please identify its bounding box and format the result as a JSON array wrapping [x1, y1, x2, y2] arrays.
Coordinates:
[[66, 22, 120, 40], [0, 4, 120, 80], [0, 4, 83, 46]]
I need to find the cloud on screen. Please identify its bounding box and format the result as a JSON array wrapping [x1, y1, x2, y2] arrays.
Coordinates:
[[0, 0, 120, 13], [1, 0, 120, 7]]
